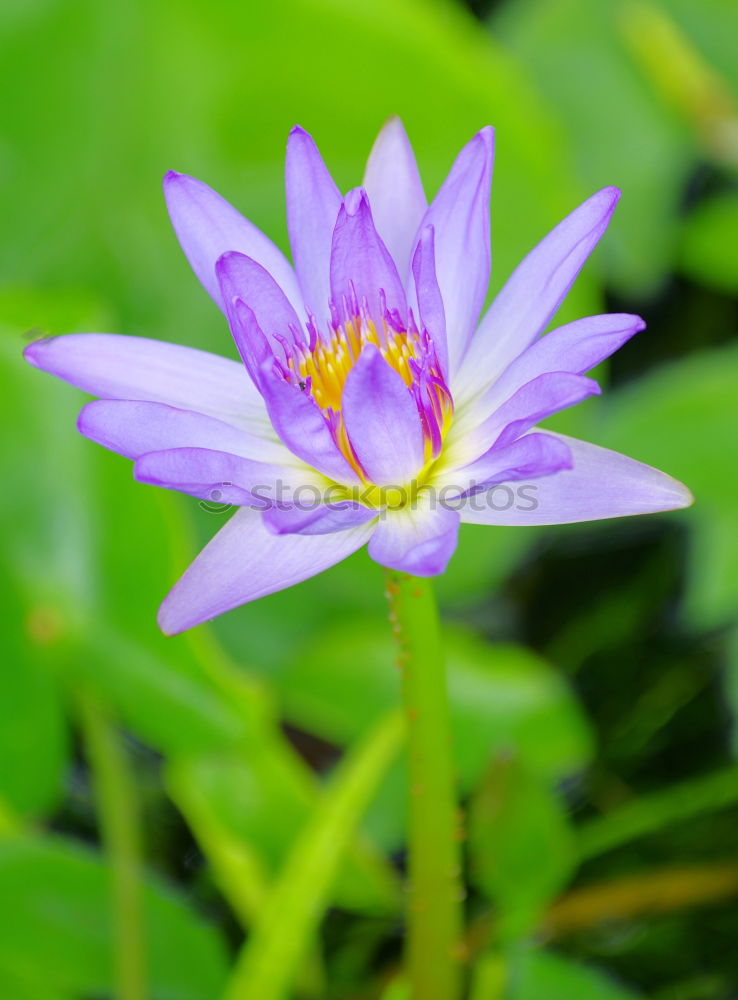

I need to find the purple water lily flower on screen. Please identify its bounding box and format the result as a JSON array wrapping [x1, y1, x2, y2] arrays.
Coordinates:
[[25, 120, 692, 634]]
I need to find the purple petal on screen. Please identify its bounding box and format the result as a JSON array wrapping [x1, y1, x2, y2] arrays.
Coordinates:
[[134, 446, 319, 505], [368, 499, 459, 576], [471, 313, 645, 425], [158, 506, 374, 634], [329, 188, 407, 325], [163, 171, 302, 315], [78, 400, 292, 463], [412, 127, 494, 374], [217, 299, 272, 388], [285, 126, 342, 322], [411, 225, 448, 376], [263, 501, 377, 536], [342, 346, 424, 486], [215, 252, 303, 380], [259, 366, 360, 484], [443, 432, 573, 497], [457, 187, 620, 402], [363, 117, 427, 278], [23, 333, 271, 437], [457, 433, 693, 525], [464, 371, 601, 461], [216, 251, 303, 341]]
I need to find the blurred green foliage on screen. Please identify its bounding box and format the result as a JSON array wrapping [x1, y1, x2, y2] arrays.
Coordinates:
[[2, 0, 738, 997]]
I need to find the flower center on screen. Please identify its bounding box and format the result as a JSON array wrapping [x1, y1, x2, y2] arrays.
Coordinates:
[[276, 304, 453, 485], [292, 315, 416, 411]]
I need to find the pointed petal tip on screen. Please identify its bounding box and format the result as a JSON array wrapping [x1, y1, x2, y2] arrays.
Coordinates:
[[373, 115, 408, 143], [23, 335, 64, 370], [75, 400, 95, 437], [599, 185, 621, 211], [343, 186, 368, 215], [22, 339, 44, 367], [214, 247, 248, 278], [626, 313, 647, 333], [157, 598, 186, 636], [477, 124, 495, 146], [669, 478, 695, 510], [287, 125, 316, 149], [162, 170, 199, 199], [464, 125, 495, 160]]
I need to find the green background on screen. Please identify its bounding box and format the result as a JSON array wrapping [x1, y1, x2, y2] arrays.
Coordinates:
[[2, 0, 738, 996]]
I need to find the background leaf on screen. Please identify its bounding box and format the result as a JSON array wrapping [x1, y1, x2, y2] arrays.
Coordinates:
[[0, 835, 228, 1000], [469, 756, 576, 941]]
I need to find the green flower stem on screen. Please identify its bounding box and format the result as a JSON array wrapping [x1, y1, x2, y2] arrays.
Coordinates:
[[385, 571, 464, 1000], [79, 693, 146, 1000]]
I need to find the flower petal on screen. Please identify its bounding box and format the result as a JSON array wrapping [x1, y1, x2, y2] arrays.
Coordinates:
[[342, 345, 425, 486], [259, 366, 360, 484], [163, 171, 302, 314], [217, 298, 273, 388], [469, 312, 644, 428], [263, 501, 377, 536], [216, 252, 304, 381], [411, 225, 448, 377], [285, 126, 342, 322], [330, 188, 407, 325], [78, 400, 293, 463], [457, 433, 693, 525], [368, 497, 459, 576], [157, 506, 374, 634], [412, 127, 494, 374], [456, 187, 620, 403], [456, 371, 601, 465], [23, 333, 272, 438], [363, 117, 427, 278], [216, 250, 303, 341], [438, 432, 573, 497], [134, 446, 320, 505]]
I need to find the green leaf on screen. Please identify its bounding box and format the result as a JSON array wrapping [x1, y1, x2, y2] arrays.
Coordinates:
[[468, 756, 576, 941], [0, 967, 72, 1000], [0, 835, 228, 1000], [222, 712, 404, 1000], [70, 628, 252, 756], [0, 566, 68, 819], [493, 0, 693, 296], [0, 0, 585, 331], [680, 191, 738, 293], [434, 525, 541, 609], [380, 978, 409, 1000], [577, 765, 738, 861], [595, 342, 737, 632], [508, 948, 641, 1000], [280, 622, 592, 777], [167, 744, 400, 917], [275, 620, 592, 849], [650, 0, 738, 101]]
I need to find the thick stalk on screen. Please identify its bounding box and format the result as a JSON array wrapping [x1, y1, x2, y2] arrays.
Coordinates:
[[385, 570, 464, 1000], [80, 694, 146, 1000]]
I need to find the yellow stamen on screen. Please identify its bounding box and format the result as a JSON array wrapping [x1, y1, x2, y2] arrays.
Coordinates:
[[293, 314, 453, 485]]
